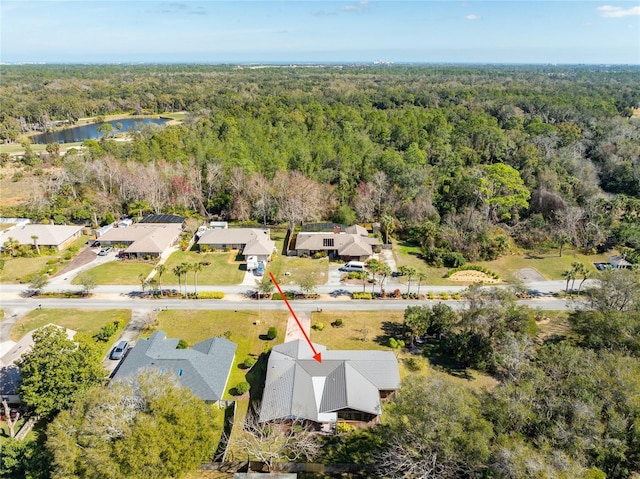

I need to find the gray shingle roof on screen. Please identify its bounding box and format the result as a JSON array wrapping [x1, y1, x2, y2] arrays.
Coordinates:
[[198, 228, 275, 256], [113, 331, 236, 401], [2, 224, 83, 248], [259, 340, 400, 423]]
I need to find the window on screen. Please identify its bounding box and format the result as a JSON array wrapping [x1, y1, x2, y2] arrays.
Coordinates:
[[323, 238, 334, 247]]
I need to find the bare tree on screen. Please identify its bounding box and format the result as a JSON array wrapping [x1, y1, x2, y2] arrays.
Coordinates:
[[232, 406, 321, 472], [273, 171, 324, 231], [2, 398, 20, 439]]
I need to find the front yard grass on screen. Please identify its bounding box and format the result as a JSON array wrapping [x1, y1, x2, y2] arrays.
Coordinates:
[[267, 255, 329, 287], [162, 250, 245, 286], [0, 235, 90, 284], [392, 239, 613, 284], [10, 308, 131, 342], [477, 249, 612, 281], [147, 309, 289, 400], [71, 261, 154, 285]]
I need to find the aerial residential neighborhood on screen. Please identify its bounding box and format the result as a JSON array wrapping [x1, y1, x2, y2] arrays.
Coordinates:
[[1, 49, 639, 479]]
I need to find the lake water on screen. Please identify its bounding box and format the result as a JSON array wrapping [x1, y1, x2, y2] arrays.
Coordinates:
[[31, 118, 168, 144]]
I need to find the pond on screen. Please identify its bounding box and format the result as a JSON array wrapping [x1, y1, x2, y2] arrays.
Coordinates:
[[30, 118, 169, 144]]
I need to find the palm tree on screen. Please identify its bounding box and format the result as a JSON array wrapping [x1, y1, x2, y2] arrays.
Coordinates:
[[31, 235, 40, 255], [172, 265, 184, 295], [562, 269, 576, 294], [180, 262, 191, 294], [155, 264, 166, 291], [415, 271, 427, 296], [366, 259, 382, 294], [378, 264, 392, 295], [570, 262, 584, 291], [191, 262, 203, 297], [3, 237, 19, 257]]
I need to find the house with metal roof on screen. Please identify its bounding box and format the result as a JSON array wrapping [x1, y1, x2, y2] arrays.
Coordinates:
[[0, 223, 83, 251], [259, 340, 400, 427], [197, 228, 276, 263], [112, 331, 236, 403], [97, 223, 183, 258], [293, 227, 380, 261]]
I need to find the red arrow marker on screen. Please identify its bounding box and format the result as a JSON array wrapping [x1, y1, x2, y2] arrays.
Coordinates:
[[269, 272, 322, 363]]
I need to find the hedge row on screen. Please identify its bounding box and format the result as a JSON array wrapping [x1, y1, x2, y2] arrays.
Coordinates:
[[196, 291, 225, 299], [352, 292, 373, 300]]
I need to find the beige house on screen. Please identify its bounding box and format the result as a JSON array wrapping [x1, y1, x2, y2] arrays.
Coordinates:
[[294, 226, 380, 261], [1, 224, 83, 251], [197, 228, 276, 263], [98, 223, 183, 258]]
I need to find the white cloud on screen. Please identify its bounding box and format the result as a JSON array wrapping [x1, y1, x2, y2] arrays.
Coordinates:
[[596, 5, 640, 18], [341, 0, 370, 13], [465, 14, 480, 20]]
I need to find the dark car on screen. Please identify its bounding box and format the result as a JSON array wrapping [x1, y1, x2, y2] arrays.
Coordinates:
[[110, 340, 129, 360]]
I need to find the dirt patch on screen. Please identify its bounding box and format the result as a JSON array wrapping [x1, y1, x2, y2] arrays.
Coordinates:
[[514, 268, 546, 282], [449, 271, 500, 283]]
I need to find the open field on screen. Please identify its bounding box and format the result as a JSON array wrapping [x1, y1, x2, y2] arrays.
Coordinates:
[[10, 308, 131, 342], [71, 261, 154, 285], [392, 238, 613, 284], [148, 309, 289, 400], [162, 250, 245, 286], [477, 249, 612, 281]]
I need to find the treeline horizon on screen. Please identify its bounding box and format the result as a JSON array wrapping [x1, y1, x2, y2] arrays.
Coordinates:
[[1, 64, 639, 264]]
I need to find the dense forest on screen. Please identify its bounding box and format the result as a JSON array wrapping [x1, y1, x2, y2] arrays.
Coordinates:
[[1, 64, 640, 264]]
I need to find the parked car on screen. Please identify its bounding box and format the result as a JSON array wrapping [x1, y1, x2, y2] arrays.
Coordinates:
[[339, 261, 366, 272], [110, 340, 129, 360], [98, 247, 113, 256], [255, 262, 265, 276]]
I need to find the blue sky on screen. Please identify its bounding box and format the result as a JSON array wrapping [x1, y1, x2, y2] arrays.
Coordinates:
[[2, 1, 639, 64]]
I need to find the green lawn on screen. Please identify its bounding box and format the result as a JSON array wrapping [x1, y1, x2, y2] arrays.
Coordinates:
[[161, 250, 245, 286], [267, 255, 329, 287], [477, 249, 612, 281], [71, 261, 154, 285], [148, 310, 289, 400], [10, 308, 131, 342], [392, 239, 614, 284], [0, 235, 90, 283], [0, 255, 53, 283], [392, 240, 452, 285]]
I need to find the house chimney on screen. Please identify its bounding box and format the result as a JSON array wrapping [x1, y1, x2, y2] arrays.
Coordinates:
[[333, 225, 341, 234]]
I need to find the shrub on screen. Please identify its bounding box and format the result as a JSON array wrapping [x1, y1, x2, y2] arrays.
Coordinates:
[[312, 322, 324, 331], [403, 357, 423, 372], [242, 357, 256, 369], [197, 291, 224, 299], [427, 292, 436, 300], [336, 422, 356, 434], [272, 291, 294, 300], [93, 320, 120, 342], [389, 337, 405, 349], [451, 293, 462, 300], [267, 327, 278, 340], [393, 289, 402, 298], [352, 292, 372, 300], [233, 381, 250, 395], [331, 318, 344, 328], [176, 339, 189, 349], [440, 292, 450, 300]]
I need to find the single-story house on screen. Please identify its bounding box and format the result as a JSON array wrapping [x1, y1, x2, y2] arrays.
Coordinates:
[[97, 223, 183, 258], [112, 331, 236, 403], [198, 228, 276, 263], [0, 325, 76, 404], [609, 255, 632, 269], [0, 224, 83, 251], [294, 226, 380, 261], [259, 340, 400, 427]]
